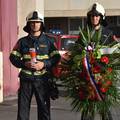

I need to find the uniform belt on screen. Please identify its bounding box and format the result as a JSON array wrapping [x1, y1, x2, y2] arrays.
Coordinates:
[[21, 69, 47, 76]]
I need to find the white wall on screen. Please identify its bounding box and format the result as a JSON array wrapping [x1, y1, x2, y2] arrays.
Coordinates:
[[45, 0, 120, 10], [17, 0, 120, 38], [45, 0, 120, 17], [17, 0, 44, 38]]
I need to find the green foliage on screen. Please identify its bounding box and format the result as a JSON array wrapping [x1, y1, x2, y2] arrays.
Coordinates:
[[61, 26, 120, 117]]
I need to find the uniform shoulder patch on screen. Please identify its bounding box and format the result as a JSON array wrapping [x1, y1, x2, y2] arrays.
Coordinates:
[[39, 44, 47, 47]]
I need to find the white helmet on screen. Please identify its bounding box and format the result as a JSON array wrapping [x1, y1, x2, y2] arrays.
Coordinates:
[[87, 2, 105, 19], [23, 10, 45, 33], [26, 10, 44, 22]]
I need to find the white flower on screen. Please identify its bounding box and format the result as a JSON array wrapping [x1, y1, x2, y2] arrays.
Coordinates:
[[85, 45, 93, 51]]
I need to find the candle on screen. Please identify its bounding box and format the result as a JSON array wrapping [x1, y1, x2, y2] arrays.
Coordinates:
[[29, 48, 37, 63]]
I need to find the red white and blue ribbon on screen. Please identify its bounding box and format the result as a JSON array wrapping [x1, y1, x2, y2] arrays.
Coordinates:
[[83, 55, 103, 101]]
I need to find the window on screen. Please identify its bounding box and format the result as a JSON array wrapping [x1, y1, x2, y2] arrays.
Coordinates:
[[107, 16, 117, 26], [61, 38, 77, 50], [68, 17, 85, 34], [117, 16, 120, 26], [69, 18, 82, 31]]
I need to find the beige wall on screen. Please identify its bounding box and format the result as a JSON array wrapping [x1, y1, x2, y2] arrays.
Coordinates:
[[17, 0, 120, 38], [44, 0, 120, 17], [17, 0, 44, 38]]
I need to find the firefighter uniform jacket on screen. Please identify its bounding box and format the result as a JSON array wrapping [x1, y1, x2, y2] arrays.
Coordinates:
[[78, 26, 116, 47], [9, 33, 61, 80]]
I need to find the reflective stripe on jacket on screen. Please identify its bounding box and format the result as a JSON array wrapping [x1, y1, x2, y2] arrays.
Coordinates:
[[9, 33, 61, 79]]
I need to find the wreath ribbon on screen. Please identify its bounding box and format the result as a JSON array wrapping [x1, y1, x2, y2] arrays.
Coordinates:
[[83, 55, 103, 101]]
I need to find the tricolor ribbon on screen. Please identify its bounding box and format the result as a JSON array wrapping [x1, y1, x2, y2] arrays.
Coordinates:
[[83, 55, 103, 101], [100, 48, 117, 55]]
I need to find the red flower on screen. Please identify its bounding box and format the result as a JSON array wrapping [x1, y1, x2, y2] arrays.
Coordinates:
[[100, 87, 108, 93], [92, 65, 101, 73], [107, 67, 112, 73], [106, 80, 112, 86], [100, 56, 109, 64], [52, 67, 62, 78], [97, 81, 102, 87], [90, 55, 95, 64], [78, 90, 85, 100]]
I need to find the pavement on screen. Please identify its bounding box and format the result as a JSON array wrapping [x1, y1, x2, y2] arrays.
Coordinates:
[[0, 88, 120, 120], [0, 95, 82, 120]]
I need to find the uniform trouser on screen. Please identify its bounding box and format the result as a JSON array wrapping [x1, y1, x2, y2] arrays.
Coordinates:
[[17, 78, 50, 120]]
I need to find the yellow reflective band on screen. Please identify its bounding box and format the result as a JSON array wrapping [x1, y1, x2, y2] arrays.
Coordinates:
[[21, 69, 47, 76], [23, 54, 31, 59], [23, 54, 49, 60], [22, 70, 31, 75], [37, 55, 49, 60], [34, 70, 46, 75], [50, 50, 59, 57], [11, 51, 21, 57]]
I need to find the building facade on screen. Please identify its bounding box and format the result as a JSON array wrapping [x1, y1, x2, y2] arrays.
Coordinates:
[[0, 0, 120, 99], [0, 0, 18, 99], [18, 0, 120, 38], [44, 0, 120, 36]]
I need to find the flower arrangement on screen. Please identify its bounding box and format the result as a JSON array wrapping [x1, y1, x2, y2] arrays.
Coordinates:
[[61, 26, 120, 116]]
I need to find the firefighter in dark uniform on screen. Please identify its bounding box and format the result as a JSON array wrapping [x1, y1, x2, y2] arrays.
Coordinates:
[[78, 2, 117, 120], [9, 10, 61, 120], [78, 2, 117, 47]]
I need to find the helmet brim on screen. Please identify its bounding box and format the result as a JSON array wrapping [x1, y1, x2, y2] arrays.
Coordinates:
[[27, 19, 43, 22], [87, 10, 101, 16]]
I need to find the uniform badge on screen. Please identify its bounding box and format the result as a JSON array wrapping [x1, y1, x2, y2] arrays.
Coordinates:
[[39, 44, 47, 48]]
